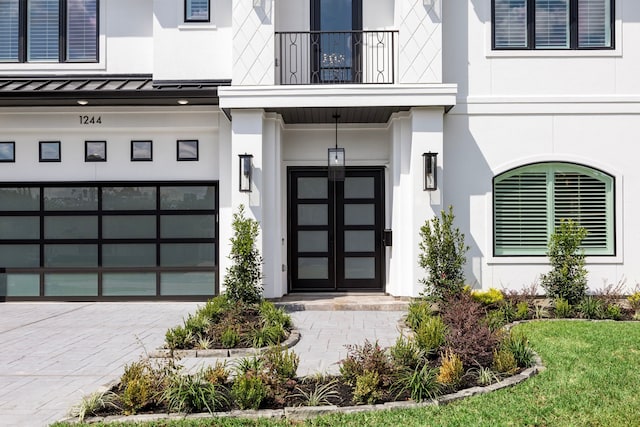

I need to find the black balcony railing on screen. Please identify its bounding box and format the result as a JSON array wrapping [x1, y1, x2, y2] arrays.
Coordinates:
[[276, 30, 398, 85]]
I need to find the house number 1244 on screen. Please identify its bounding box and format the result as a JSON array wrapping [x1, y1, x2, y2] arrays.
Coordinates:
[[79, 115, 102, 125]]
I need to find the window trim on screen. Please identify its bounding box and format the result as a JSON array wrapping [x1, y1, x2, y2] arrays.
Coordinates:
[[492, 162, 615, 257], [184, 0, 210, 23], [39, 141, 61, 162], [1, 0, 99, 64], [0, 142, 16, 162], [131, 140, 153, 162], [177, 140, 199, 161], [85, 140, 106, 162], [491, 0, 615, 51]]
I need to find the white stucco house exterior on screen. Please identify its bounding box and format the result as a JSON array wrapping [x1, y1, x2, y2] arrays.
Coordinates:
[[0, 0, 633, 300]]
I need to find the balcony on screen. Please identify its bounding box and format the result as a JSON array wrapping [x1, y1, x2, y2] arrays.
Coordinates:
[[275, 31, 398, 85]]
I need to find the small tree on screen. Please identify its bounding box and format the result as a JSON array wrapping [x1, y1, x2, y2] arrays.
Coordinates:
[[540, 219, 588, 305], [223, 205, 263, 304], [418, 206, 469, 300]]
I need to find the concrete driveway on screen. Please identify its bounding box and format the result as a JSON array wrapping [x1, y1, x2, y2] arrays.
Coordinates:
[[0, 302, 199, 427]]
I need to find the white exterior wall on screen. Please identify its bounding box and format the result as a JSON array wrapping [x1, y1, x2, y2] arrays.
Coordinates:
[[153, 0, 233, 81], [441, 0, 640, 293], [0, 107, 221, 182]]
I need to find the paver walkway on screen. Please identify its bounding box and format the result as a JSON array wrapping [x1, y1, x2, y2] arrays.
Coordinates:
[[0, 303, 403, 427]]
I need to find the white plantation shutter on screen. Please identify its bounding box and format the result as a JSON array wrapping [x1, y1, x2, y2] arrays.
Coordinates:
[[27, 0, 60, 62], [494, 171, 549, 255], [66, 0, 97, 61], [0, 0, 20, 62], [494, 163, 614, 256], [186, 0, 209, 21], [535, 0, 569, 48], [554, 171, 612, 253], [494, 0, 528, 48], [578, 0, 611, 47]]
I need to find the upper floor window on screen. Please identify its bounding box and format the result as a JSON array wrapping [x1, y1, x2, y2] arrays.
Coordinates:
[[493, 162, 614, 256], [493, 0, 613, 50], [0, 0, 98, 63], [185, 0, 209, 22]]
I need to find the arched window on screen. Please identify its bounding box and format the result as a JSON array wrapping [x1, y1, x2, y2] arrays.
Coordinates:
[[493, 162, 614, 256]]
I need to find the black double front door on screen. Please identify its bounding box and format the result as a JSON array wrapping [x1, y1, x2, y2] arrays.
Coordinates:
[[288, 168, 384, 291]]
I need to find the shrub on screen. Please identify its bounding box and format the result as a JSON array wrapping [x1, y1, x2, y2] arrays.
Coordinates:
[[515, 301, 530, 320], [579, 296, 603, 320], [259, 301, 292, 329], [498, 301, 517, 324], [468, 365, 499, 386], [291, 380, 340, 407], [198, 295, 231, 322], [119, 360, 163, 415], [248, 324, 286, 348], [339, 340, 394, 387], [418, 206, 469, 300], [202, 362, 229, 386], [553, 298, 573, 318], [220, 327, 240, 348], [484, 310, 507, 332], [234, 356, 264, 376], [603, 304, 622, 320], [441, 293, 499, 368], [183, 313, 210, 338], [263, 346, 299, 381], [163, 371, 228, 414], [492, 349, 517, 375], [392, 362, 440, 402], [500, 331, 534, 368], [627, 291, 640, 312], [165, 325, 193, 350], [69, 390, 120, 422], [231, 373, 268, 410], [414, 315, 447, 354], [389, 335, 424, 371], [223, 205, 263, 304], [353, 370, 382, 405], [437, 349, 463, 386], [534, 304, 549, 319], [470, 288, 504, 306], [405, 299, 433, 330], [540, 219, 588, 305]]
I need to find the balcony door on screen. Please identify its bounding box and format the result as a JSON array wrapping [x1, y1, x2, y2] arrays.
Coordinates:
[[311, 0, 362, 83], [288, 168, 384, 292]]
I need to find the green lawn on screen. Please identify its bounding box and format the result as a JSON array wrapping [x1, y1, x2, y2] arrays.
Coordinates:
[[54, 321, 640, 427]]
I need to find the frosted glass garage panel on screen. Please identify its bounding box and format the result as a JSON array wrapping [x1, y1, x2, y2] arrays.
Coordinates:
[[44, 245, 98, 267], [102, 273, 157, 296], [102, 244, 156, 267], [161, 272, 215, 295], [44, 216, 97, 239], [44, 273, 98, 296], [103, 216, 156, 239], [0, 188, 40, 210], [44, 187, 98, 210], [160, 186, 215, 210], [161, 244, 215, 267], [5, 274, 40, 297], [0, 217, 39, 239], [345, 257, 375, 279], [161, 215, 215, 238], [102, 187, 156, 210], [0, 245, 39, 268]]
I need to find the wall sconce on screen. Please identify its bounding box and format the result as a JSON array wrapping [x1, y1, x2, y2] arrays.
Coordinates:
[[423, 152, 438, 191], [239, 153, 253, 192], [328, 113, 345, 181]]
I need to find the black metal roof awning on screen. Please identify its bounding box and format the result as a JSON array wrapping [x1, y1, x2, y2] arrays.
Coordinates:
[[0, 75, 231, 107]]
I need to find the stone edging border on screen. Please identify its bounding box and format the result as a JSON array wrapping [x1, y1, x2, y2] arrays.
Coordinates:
[[147, 329, 301, 359], [61, 355, 544, 424]]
